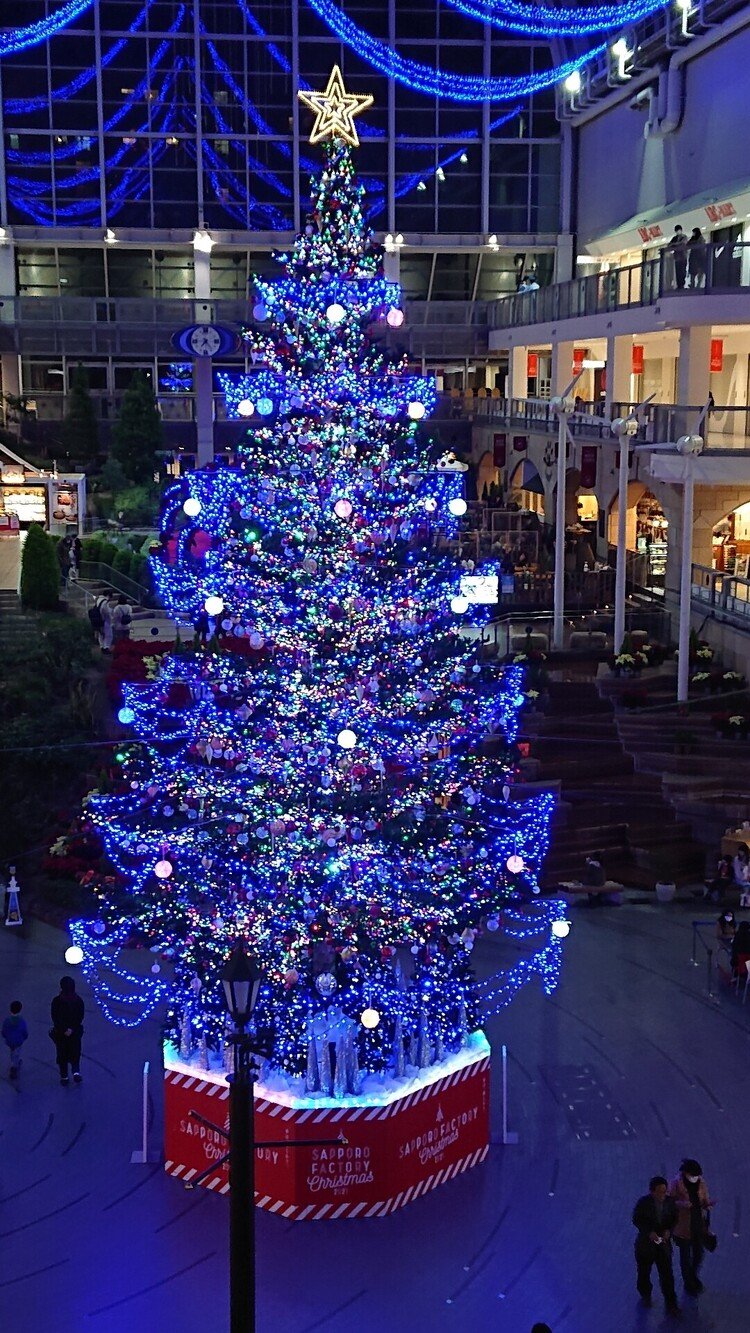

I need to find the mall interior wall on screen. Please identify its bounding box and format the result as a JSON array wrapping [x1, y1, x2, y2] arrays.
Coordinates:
[[576, 18, 750, 244]]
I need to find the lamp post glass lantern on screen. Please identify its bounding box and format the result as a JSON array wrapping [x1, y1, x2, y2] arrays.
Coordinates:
[[222, 945, 263, 1028]]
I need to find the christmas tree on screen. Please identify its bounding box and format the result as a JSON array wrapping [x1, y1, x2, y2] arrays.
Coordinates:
[[70, 129, 562, 1097]]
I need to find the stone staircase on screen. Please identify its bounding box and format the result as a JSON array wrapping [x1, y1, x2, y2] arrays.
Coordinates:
[[604, 676, 750, 849], [523, 674, 708, 890], [0, 589, 40, 651]]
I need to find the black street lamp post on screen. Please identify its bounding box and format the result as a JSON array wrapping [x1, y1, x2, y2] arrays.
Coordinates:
[[183, 945, 345, 1332], [221, 945, 263, 1333]]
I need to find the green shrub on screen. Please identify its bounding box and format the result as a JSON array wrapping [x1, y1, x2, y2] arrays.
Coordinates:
[[112, 547, 132, 576], [132, 553, 153, 589], [20, 523, 60, 610], [126, 533, 143, 553], [99, 541, 118, 568], [112, 372, 164, 482], [62, 364, 98, 467], [113, 483, 159, 527], [81, 537, 103, 565]]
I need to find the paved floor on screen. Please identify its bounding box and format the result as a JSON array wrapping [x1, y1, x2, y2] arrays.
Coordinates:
[[1, 903, 749, 1333], [0, 535, 21, 590]]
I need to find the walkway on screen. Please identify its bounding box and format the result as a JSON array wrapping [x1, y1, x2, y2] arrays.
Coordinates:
[[2, 900, 749, 1332]]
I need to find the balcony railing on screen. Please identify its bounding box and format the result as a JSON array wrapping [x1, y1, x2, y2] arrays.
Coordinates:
[[692, 564, 750, 631], [458, 395, 750, 451], [489, 242, 750, 330]]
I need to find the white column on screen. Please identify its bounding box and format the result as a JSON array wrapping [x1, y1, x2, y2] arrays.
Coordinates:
[[506, 345, 528, 404], [612, 424, 633, 654], [676, 325, 711, 406], [550, 340, 575, 395], [193, 247, 214, 467], [677, 457, 695, 704], [382, 249, 400, 284], [0, 238, 19, 413], [605, 334, 632, 416], [553, 412, 567, 651]]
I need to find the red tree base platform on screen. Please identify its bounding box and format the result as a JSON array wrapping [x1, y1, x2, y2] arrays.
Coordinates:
[[163, 1033, 490, 1219]]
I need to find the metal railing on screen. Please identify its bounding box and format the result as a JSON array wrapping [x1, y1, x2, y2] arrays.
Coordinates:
[[1, 295, 253, 328], [692, 563, 750, 630], [489, 241, 750, 330], [77, 560, 157, 608], [690, 920, 717, 1000], [464, 396, 750, 451]]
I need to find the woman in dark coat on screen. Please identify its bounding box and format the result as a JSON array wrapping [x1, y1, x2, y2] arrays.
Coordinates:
[[51, 976, 84, 1085]]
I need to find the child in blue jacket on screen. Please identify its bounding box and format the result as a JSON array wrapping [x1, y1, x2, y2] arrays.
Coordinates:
[[2, 1000, 29, 1078]]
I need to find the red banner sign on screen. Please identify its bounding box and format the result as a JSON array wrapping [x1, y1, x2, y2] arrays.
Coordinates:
[[637, 224, 663, 243], [527, 352, 539, 378], [572, 348, 587, 372], [632, 344, 644, 375], [705, 201, 736, 224], [493, 433, 507, 468], [164, 1046, 491, 1220], [580, 444, 598, 490], [710, 338, 724, 373]]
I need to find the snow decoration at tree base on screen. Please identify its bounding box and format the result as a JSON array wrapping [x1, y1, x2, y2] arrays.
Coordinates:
[[164, 1031, 491, 1217]]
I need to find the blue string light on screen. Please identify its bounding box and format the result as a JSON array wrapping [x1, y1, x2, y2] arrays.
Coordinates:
[[2, 2, 163, 116], [0, 0, 96, 58], [442, 0, 668, 37], [302, 0, 607, 102], [5, 43, 178, 167]]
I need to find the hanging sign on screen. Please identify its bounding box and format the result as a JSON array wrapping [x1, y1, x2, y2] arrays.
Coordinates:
[[572, 348, 587, 372], [710, 338, 724, 373], [580, 445, 598, 490], [512, 435, 528, 452], [632, 344, 644, 375], [493, 433, 507, 468], [705, 201, 736, 224], [527, 352, 539, 378]]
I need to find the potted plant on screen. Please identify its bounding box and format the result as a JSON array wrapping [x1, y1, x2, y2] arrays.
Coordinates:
[[722, 670, 746, 693], [728, 714, 750, 740]]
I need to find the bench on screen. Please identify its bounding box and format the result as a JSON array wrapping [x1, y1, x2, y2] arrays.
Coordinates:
[[558, 879, 625, 905]]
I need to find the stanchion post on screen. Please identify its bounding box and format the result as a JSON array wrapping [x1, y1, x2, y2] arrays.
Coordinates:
[[501, 1044, 519, 1145], [131, 1059, 158, 1163]]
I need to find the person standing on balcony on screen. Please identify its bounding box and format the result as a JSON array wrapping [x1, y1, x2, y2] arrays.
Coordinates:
[[687, 228, 708, 288], [667, 225, 688, 289]]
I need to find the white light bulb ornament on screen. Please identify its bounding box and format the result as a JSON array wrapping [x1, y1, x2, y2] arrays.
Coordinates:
[[237, 399, 255, 418], [450, 595, 469, 615], [407, 401, 425, 421], [337, 728, 357, 750], [204, 595, 224, 617], [154, 859, 173, 880], [183, 497, 202, 517], [506, 853, 524, 874], [361, 1006, 381, 1029], [448, 497, 467, 517], [326, 302, 346, 325], [551, 920, 571, 939], [64, 945, 84, 966]]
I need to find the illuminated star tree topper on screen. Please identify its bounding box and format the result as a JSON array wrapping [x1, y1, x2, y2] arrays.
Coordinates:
[[298, 64, 374, 147]]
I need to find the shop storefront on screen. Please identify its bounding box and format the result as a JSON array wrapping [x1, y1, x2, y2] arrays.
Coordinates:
[[636, 490, 668, 591], [0, 463, 85, 536], [713, 500, 750, 575]]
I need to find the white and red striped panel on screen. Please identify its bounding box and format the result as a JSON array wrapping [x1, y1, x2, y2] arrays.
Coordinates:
[[163, 1046, 491, 1218]]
